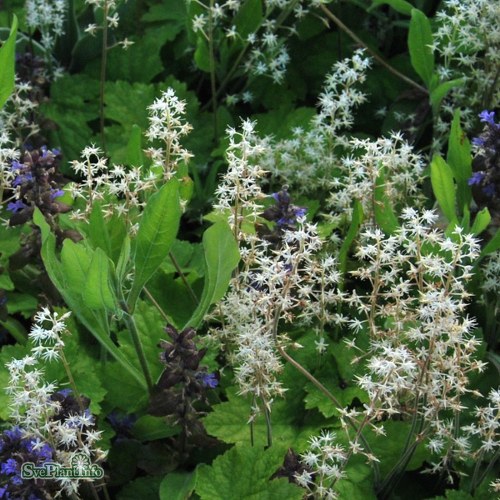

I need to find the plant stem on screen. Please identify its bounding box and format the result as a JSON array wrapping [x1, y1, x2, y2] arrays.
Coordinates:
[[143, 286, 172, 323], [319, 5, 428, 95], [169, 251, 199, 305], [120, 300, 154, 393], [208, 0, 219, 140], [99, 1, 109, 152]]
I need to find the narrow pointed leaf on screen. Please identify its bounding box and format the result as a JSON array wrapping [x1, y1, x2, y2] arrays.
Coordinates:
[[129, 179, 181, 309], [83, 248, 117, 310], [430, 155, 456, 223], [0, 15, 18, 109], [184, 221, 240, 329], [408, 9, 434, 87]]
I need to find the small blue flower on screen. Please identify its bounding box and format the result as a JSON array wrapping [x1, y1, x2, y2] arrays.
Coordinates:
[[7, 200, 27, 213], [468, 172, 485, 186], [50, 189, 65, 200], [10, 160, 22, 171], [472, 137, 485, 147], [197, 372, 218, 388], [4, 427, 22, 442], [12, 172, 33, 187], [479, 110, 496, 125], [1, 459, 18, 475]]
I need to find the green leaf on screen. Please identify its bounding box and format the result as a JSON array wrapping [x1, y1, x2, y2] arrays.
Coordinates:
[[203, 387, 314, 448], [430, 155, 456, 223], [33, 209, 146, 388], [447, 110, 472, 215], [184, 221, 240, 329], [430, 78, 465, 113], [105, 28, 174, 83], [369, 0, 413, 15], [408, 9, 434, 87], [194, 36, 210, 73], [481, 229, 500, 257], [129, 179, 182, 310], [195, 445, 304, 500], [335, 462, 376, 499], [470, 208, 490, 236], [126, 124, 146, 166], [0, 15, 17, 109], [132, 415, 180, 441], [117, 476, 163, 500], [160, 472, 195, 500], [234, 0, 263, 38], [82, 248, 117, 310]]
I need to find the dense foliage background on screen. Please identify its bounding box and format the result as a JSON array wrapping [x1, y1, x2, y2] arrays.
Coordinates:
[[0, 0, 498, 498]]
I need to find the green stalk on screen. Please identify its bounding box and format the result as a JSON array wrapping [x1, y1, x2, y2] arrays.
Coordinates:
[[120, 300, 154, 393], [319, 4, 428, 95], [99, 0, 109, 152], [208, 0, 219, 140]]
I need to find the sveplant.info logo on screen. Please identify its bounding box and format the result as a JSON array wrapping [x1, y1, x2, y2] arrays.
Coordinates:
[[21, 454, 104, 480]]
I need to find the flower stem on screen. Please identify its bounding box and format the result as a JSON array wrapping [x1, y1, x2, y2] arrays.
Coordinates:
[[120, 300, 154, 393], [319, 4, 428, 95]]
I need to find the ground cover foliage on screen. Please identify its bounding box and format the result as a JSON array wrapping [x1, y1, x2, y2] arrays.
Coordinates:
[[0, 0, 499, 498]]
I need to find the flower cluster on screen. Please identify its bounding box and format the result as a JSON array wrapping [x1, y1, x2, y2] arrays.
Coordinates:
[[25, 0, 67, 59], [431, 0, 500, 145], [0, 426, 56, 499], [468, 110, 499, 207], [261, 50, 372, 194], [0, 80, 40, 147], [145, 88, 193, 180], [344, 209, 485, 475], [294, 430, 346, 499], [213, 119, 269, 242], [5, 308, 106, 497], [149, 325, 217, 438], [4, 147, 68, 226], [326, 132, 425, 225], [190, 0, 329, 83], [69, 145, 156, 227], [212, 129, 342, 415]]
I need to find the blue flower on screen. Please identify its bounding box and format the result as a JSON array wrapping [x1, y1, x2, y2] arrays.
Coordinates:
[[4, 427, 22, 442], [468, 172, 485, 186], [50, 189, 65, 200], [479, 110, 496, 125], [1, 459, 18, 475], [197, 372, 218, 388], [6, 200, 27, 213]]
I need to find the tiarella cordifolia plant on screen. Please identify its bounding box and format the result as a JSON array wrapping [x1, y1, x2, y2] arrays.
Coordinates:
[[5, 308, 105, 498], [69, 88, 191, 226], [212, 135, 341, 425], [295, 430, 347, 499]]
